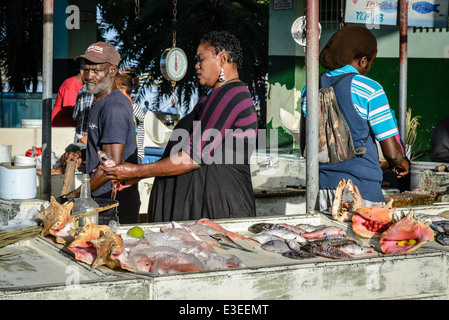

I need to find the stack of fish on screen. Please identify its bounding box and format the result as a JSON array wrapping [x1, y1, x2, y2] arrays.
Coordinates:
[[247, 222, 372, 260], [424, 215, 449, 246], [120, 219, 250, 274]]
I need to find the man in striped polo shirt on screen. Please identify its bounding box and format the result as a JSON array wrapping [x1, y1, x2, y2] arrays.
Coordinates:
[[300, 26, 409, 213]]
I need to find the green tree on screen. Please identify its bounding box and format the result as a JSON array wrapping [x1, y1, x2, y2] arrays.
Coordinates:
[[0, 0, 43, 92], [97, 0, 268, 125]]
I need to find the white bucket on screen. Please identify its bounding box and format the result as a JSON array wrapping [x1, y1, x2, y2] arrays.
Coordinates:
[[410, 161, 449, 190], [0, 163, 37, 200], [21, 119, 42, 128], [14, 155, 36, 167], [0, 145, 12, 163]]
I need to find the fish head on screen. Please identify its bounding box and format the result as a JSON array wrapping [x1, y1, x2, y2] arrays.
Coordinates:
[[331, 179, 364, 222], [130, 253, 153, 272]]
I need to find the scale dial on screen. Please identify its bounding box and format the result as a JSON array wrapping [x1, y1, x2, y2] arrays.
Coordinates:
[[160, 47, 188, 81]]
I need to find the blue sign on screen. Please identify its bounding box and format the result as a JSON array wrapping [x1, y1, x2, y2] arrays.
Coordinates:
[[344, 0, 448, 27]]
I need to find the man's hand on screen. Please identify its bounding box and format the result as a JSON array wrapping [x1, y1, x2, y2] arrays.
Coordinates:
[[61, 186, 81, 198], [61, 151, 83, 171]]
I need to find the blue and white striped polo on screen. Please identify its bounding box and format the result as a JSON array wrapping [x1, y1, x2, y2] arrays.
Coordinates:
[[301, 64, 399, 141]]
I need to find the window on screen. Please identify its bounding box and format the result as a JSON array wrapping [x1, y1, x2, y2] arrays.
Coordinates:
[[319, 0, 345, 29]]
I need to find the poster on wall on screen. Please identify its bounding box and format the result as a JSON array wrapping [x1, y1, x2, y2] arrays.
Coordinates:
[[344, 0, 448, 27]]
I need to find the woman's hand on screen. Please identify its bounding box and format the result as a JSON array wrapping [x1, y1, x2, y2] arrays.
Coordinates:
[[100, 162, 141, 181]]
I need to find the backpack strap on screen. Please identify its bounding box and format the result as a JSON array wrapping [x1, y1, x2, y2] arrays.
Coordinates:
[[331, 72, 357, 88], [321, 72, 370, 157]]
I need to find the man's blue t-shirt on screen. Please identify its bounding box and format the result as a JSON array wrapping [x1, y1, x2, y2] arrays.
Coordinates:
[[86, 89, 138, 197]]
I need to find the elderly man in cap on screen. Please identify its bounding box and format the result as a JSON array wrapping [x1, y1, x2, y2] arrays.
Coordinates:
[[63, 42, 141, 224], [300, 26, 409, 213]]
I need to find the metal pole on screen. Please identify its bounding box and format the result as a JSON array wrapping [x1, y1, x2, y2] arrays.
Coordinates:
[[305, 0, 320, 214], [398, 0, 408, 150], [42, 0, 53, 200]]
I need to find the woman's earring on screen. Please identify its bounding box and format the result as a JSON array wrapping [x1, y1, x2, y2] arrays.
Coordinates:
[[218, 67, 225, 82]]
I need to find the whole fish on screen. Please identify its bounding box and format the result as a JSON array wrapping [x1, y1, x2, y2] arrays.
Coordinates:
[[209, 233, 255, 253], [436, 233, 449, 246], [312, 237, 354, 247], [412, 1, 440, 14], [430, 223, 445, 234], [379, 1, 397, 13], [302, 226, 347, 240], [282, 250, 316, 260], [295, 224, 321, 233], [335, 242, 371, 255], [197, 218, 250, 240], [432, 221, 449, 233], [259, 229, 307, 244], [261, 240, 292, 254], [302, 242, 351, 260], [248, 223, 275, 234], [421, 215, 449, 224], [277, 223, 308, 235], [249, 233, 283, 244], [97, 150, 124, 199]]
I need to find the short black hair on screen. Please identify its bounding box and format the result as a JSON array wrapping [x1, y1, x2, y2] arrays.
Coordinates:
[[200, 30, 243, 69]]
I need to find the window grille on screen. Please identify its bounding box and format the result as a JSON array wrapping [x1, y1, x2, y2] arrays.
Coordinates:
[[319, 0, 344, 29]]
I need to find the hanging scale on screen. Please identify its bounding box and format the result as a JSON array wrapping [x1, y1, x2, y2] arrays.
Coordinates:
[[160, 0, 188, 85]]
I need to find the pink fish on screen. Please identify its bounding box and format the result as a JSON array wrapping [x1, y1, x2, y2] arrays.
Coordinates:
[[196, 218, 250, 240], [302, 226, 346, 240]]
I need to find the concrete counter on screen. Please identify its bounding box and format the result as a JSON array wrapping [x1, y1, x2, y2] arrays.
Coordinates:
[[1, 204, 449, 300]]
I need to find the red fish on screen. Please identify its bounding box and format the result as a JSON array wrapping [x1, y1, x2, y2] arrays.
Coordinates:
[[97, 150, 125, 199], [302, 226, 346, 240], [196, 218, 250, 240]]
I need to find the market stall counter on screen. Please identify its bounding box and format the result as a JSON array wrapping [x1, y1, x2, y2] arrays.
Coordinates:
[[1, 205, 449, 300]]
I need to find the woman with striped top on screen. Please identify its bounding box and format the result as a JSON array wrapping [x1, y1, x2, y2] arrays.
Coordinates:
[[102, 31, 258, 222], [300, 26, 409, 213]]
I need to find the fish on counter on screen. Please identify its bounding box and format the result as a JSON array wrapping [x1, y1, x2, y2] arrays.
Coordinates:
[[302, 242, 352, 260], [425, 215, 449, 246], [333, 242, 372, 255], [162, 219, 255, 253], [282, 250, 315, 260], [302, 226, 347, 240]]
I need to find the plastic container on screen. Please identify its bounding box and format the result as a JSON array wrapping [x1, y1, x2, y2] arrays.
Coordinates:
[[410, 161, 449, 190], [14, 155, 36, 167], [0, 145, 12, 163], [0, 163, 37, 200], [21, 119, 42, 128], [143, 147, 164, 164]]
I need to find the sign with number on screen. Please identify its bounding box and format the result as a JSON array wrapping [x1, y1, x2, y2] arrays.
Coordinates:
[[345, 0, 448, 27]]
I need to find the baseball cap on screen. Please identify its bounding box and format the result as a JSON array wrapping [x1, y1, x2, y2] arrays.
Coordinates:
[[75, 42, 120, 66]]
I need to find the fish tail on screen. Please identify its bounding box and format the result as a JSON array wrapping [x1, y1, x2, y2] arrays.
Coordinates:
[[197, 218, 250, 240]]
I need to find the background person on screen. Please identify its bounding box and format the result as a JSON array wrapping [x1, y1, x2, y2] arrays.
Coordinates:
[[431, 116, 449, 163], [115, 74, 146, 164], [101, 31, 258, 222], [52, 68, 84, 127], [300, 26, 409, 213]]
